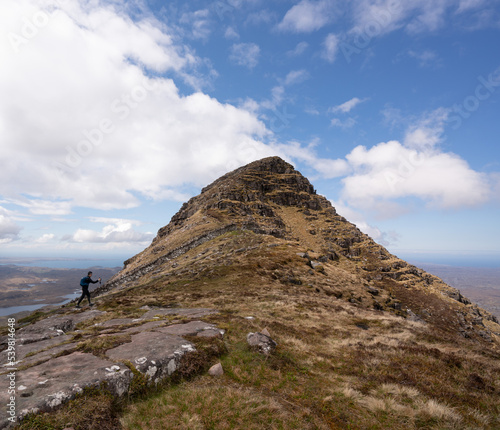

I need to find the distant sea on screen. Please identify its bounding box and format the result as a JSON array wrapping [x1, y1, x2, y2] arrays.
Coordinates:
[[0, 257, 126, 269], [395, 252, 500, 269]]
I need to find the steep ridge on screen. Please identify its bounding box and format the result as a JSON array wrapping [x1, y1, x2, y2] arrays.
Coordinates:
[[96, 156, 498, 343]]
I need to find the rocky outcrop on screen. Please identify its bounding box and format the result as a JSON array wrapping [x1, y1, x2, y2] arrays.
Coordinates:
[[0, 308, 224, 429]]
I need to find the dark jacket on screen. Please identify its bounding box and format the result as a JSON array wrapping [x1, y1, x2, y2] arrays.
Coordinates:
[[81, 276, 99, 288]]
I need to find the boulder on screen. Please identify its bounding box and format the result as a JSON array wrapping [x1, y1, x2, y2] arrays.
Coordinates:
[[208, 362, 224, 377], [247, 332, 277, 355]]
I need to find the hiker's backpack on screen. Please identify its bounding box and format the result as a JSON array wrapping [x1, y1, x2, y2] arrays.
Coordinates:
[[80, 277, 87, 287]]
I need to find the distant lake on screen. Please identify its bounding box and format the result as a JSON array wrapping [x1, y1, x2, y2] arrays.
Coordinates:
[[0, 292, 81, 317]]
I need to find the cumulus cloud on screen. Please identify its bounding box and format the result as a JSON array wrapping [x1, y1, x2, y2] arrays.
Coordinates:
[[278, 0, 337, 33], [229, 42, 260, 69], [68, 218, 154, 244], [0, 214, 22, 243], [337, 110, 491, 215], [0, 0, 275, 216], [35, 233, 55, 244], [343, 141, 490, 211]]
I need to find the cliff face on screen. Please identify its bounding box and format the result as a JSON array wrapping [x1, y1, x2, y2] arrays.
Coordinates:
[[98, 156, 498, 342]]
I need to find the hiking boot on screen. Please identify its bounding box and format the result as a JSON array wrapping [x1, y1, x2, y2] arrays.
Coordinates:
[[89, 303, 95, 307], [75, 305, 81, 309]]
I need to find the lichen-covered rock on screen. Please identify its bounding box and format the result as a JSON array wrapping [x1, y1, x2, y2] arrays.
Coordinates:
[[0, 352, 132, 429], [247, 332, 277, 355]]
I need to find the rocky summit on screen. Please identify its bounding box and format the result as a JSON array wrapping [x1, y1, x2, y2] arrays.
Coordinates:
[[2, 156, 500, 430]]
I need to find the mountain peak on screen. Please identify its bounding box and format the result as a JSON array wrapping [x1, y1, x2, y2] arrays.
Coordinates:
[[97, 157, 498, 346], [152, 156, 332, 242], [199, 156, 318, 207]]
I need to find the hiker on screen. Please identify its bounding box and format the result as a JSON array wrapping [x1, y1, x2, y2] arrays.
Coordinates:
[[76, 271, 101, 308]]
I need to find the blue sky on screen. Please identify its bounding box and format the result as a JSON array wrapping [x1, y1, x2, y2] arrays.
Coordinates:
[[1, 0, 499, 266]]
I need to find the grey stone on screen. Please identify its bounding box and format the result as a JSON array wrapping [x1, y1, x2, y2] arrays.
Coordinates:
[[122, 321, 166, 334], [15, 335, 73, 361], [0, 352, 131, 429], [208, 362, 223, 377], [106, 331, 196, 384], [98, 318, 136, 328], [247, 332, 277, 355], [14, 311, 106, 346], [309, 261, 324, 271], [16, 317, 74, 345], [154, 321, 223, 338], [141, 308, 216, 320], [197, 329, 223, 338]]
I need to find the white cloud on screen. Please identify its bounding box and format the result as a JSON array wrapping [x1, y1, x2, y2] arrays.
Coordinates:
[[35, 233, 55, 244], [337, 110, 491, 214], [180, 9, 212, 40], [287, 41, 309, 57], [246, 9, 276, 25], [349, 0, 491, 36], [329, 199, 400, 245], [284, 69, 310, 86], [278, 0, 337, 33], [224, 27, 239, 39], [69, 218, 154, 244], [330, 97, 368, 113], [274, 140, 351, 179], [0, 214, 22, 243], [1, 0, 275, 216], [330, 118, 356, 128], [322, 33, 340, 63], [403, 107, 449, 149], [229, 42, 260, 68], [342, 141, 490, 213], [8, 199, 73, 216], [408, 50, 442, 68]]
